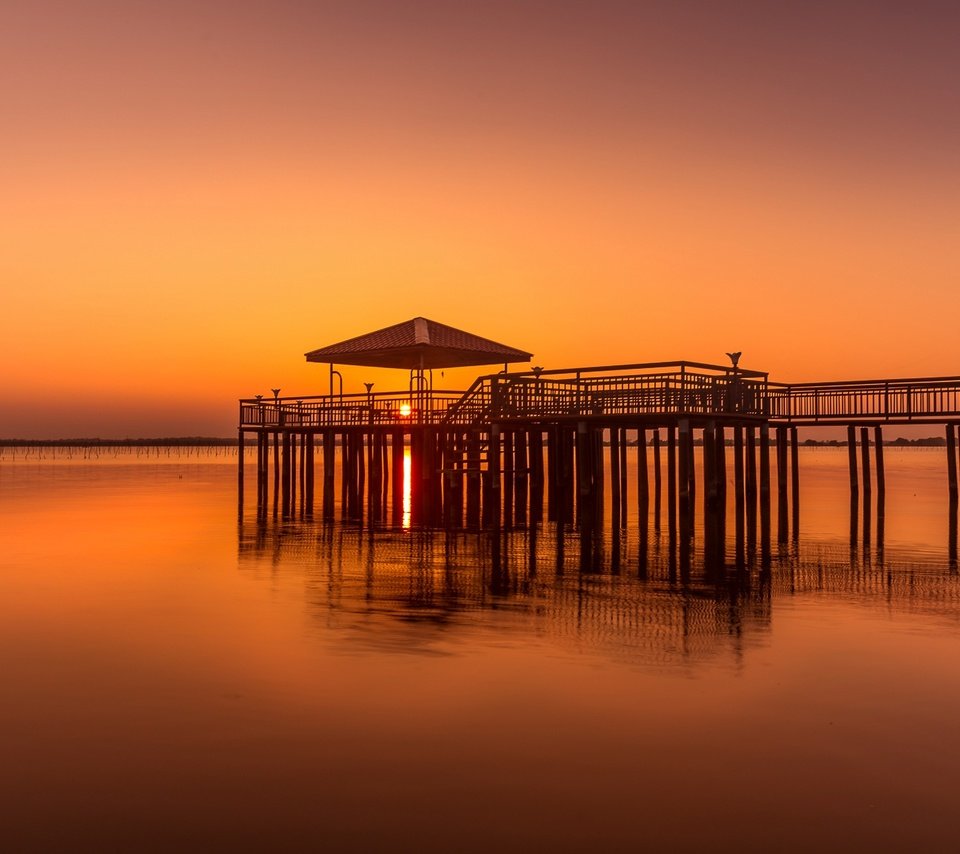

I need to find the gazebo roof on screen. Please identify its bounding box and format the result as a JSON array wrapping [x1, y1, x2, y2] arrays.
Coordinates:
[[305, 317, 532, 370]]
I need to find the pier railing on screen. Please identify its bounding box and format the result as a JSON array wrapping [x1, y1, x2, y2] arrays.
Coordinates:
[[443, 362, 769, 425], [239, 390, 466, 429], [767, 376, 960, 424]]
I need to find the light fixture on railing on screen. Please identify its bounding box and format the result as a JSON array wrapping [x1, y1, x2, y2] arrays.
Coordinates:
[[272, 388, 281, 403], [532, 366, 543, 378], [255, 394, 263, 403], [726, 352, 742, 369]]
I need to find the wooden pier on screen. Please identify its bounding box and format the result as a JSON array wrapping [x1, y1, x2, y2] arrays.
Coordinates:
[[238, 319, 960, 568]]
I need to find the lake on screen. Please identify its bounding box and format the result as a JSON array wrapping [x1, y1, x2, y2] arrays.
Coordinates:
[[2, 445, 959, 852]]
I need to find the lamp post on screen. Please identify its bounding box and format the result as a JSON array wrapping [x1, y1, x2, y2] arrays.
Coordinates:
[[532, 366, 543, 415], [364, 382, 374, 424]]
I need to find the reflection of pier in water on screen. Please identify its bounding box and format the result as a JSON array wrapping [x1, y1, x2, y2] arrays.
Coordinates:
[[237, 522, 960, 667]]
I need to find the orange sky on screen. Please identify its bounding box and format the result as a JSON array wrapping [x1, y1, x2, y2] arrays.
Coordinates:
[[2, 0, 958, 437]]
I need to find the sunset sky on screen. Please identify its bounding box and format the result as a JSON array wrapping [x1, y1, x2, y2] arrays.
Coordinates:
[[3, 0, 958, 437]]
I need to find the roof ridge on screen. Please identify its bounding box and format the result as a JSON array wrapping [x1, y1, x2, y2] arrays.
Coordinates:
[[413, 317, 430, 345]]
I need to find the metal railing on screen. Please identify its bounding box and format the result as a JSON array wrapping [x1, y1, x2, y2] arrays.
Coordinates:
[[239, 390, 466, 429], [443, 361, 769, 424], [767, 376, 960, 423]]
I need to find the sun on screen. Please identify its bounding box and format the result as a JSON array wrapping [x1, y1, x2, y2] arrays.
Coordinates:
[[399, 403, 412, 418]]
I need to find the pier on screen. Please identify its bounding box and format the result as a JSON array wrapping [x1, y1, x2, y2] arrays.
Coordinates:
[[238, 318, 960, 566]]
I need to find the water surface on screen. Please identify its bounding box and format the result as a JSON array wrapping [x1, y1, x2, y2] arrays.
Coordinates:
[[2, 447, 959, 852]]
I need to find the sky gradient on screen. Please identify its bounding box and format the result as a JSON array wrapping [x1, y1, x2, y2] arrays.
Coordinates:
[[3, 0, 958, 437]]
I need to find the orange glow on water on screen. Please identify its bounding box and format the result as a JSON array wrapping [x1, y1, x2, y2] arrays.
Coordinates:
[[402, 448, 412, 529]]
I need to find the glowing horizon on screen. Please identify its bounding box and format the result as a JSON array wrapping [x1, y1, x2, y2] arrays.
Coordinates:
[[3, 1, 958, 438]]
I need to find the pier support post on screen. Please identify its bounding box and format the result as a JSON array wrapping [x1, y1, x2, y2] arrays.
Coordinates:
[[530, 429, 544, 524], [281, 431, 291, 519], [653, 430, 662, 533], [306, 433, 315, 517], [790, 426, 800, 539], [575, 422, 594, 532], [323, 431, 335, 520], [776, 426, 788, 543], [503, 430, 514, 529], [273, 432, 280, 518], [514, 429, 528, 525], [610, 427, 621, 527], [392, 430, 404, 523], [466, 430, 481, 528], [702, 421, 718, 564], [860, 427, 872, 544], [715, 424, 727, 559], [734, 425, 745, 566], [759, 424, 771, 560], [667, 426, 677, 541], [237, 430, 245, 515], [874, 426, 885, 498], [619, 428, 628, 529], [637, 428, 649, 534], [490, 424, 502, 531], [947, 424, 958, 502], [745, 426, 757, 550], [847, 425, 859, 499]]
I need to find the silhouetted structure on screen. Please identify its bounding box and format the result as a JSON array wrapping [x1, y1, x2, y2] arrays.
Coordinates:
[[237, 318, 960, 567]]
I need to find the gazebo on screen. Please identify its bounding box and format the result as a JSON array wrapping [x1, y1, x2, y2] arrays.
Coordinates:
[[305, 316, 532, 396]]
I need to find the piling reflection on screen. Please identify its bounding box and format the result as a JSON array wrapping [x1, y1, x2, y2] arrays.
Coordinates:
[[238, 518, 960, 667]]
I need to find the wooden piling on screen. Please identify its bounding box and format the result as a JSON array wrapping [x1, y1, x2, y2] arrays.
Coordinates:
[[678, 420, 691, 543], [619, 428, 628, 528], [530, 429, 544, 524], [273, 432, 280, 518], [847, 425, 859, 498], [281, 431, 291, 518], [576, 422, 593, 531], [323, 431, 335, 520], [715, 425, 726, 511], [653, 430, 662, 533], [947, 424, 958, 502], [745, 426, 757, 546], [306, 433, 315, 517], [298, 433, 305, 517], [734, 425, 745, 565], [503, 430, 514, 528], [860, 427, 871, 545], [759, 424, 771, 557], [490, 424, 502, 530], [874, 426, 885, 498], [237, 430, 246, 516], [790, 426, 800, 537], [776, 426, 788, 543], [667, 426, 677, 539], [514, 429, 528, 525], [466, 430, 481, 528], [392, 430, 404, 522], [637, 428, 649, 532], [340, 431, 349, 519], [860, 427, 871, 497], [702, 421, 718, 559], [609, 427, 621, 527]]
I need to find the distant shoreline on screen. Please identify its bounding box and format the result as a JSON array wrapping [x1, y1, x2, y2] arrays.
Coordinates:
[[0, 438, 242, 447]]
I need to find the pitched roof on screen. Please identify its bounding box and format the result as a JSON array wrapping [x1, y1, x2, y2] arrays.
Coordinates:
[[305, 317, 532, 369]]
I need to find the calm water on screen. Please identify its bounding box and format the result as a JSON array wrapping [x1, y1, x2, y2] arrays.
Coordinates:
[[2, 446, 960, 852]]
